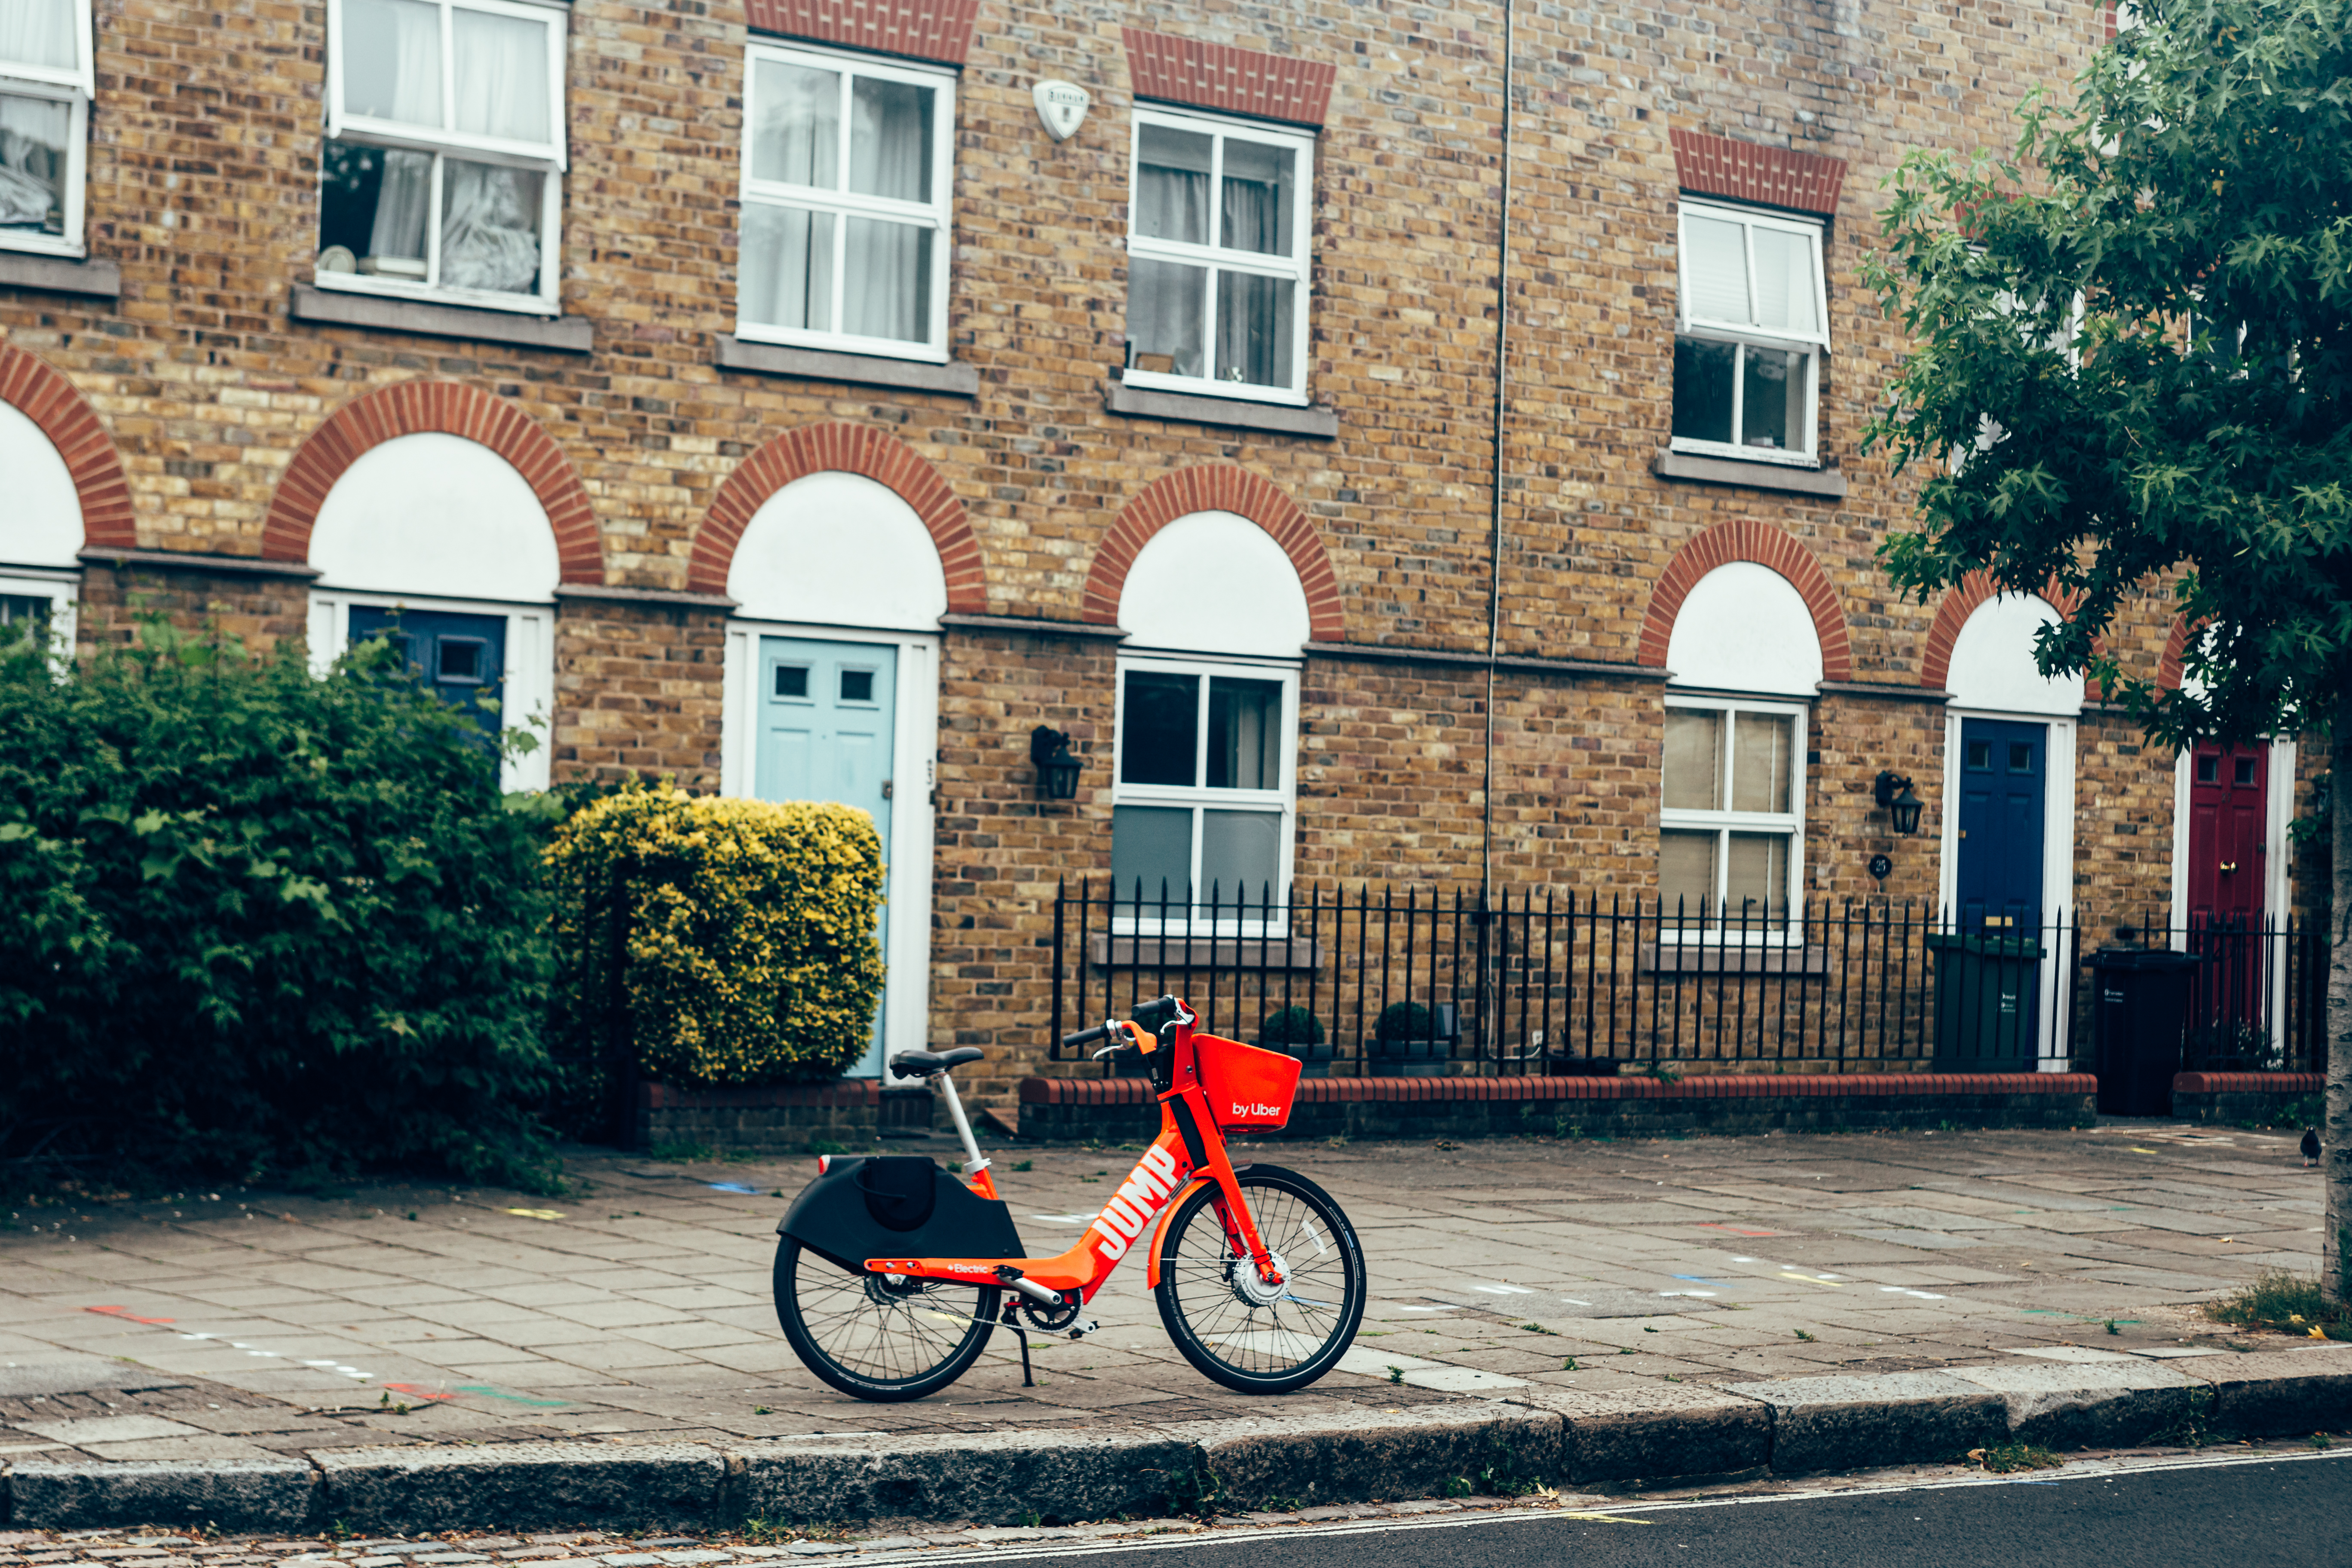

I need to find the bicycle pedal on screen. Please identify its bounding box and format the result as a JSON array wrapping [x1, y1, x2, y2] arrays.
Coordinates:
[[1066, 1319, 1100, 1341]]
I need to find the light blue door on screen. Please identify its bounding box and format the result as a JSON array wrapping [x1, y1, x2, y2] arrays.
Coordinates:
[[756, 637, 897, 1077]]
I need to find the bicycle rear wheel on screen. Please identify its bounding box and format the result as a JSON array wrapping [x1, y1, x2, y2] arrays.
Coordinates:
[[1154, 1165, 1366, 1393], [774, 1238, 998, 1402]]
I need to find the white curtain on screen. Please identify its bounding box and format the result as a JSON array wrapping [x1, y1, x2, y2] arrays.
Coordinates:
[[0, 0, 78, 72], [740, 202, 831, 331], [441, 159, 540, 292], [1750, 227, 1816, 336], [344, 0, 441, 127], [1681, 214, 1751, 328], [839, 81, 930, 340], [1214, 270, 1291, 387], [750, 60, 837, 187], [0, 95, 66, 229], [453, 8, 550, 144], [1219, 140, 1289, 255], [1136, 125, 1210, 245], [367, 145, 431, 261]]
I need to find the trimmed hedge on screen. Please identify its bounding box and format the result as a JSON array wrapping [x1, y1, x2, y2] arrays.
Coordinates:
[[0, 621, 556, 1188], [545, 786, 886, 1089]]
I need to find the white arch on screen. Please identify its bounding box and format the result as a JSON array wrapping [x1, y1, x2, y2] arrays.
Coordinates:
[[1665, 561, 1823, 696], [1946, 593, 2082, 715], [308, 432, 560, 601], [0, 399, 84, 568], [727, 470, 949, 629], [1119, 510, 1311, 657]]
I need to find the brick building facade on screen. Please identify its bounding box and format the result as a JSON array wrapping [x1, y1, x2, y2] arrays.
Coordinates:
[[0, 0, 2312, 1099]]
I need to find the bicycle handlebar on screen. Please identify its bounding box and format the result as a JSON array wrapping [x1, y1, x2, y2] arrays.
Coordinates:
[[1060, 1021, 1115, 1051], [1060, 995, 1187, 1054]]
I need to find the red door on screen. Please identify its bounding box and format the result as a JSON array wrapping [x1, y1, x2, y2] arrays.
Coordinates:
[[2185, 743, 2268, 1043]]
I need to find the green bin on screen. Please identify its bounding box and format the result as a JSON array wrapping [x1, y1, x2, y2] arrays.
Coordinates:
[[1926, 931, 2043, 1068]]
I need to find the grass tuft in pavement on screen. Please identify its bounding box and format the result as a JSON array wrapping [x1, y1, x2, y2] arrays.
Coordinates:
[[2203, 1268, 2352, 1338], [1969, 1443, 2063, 1474]]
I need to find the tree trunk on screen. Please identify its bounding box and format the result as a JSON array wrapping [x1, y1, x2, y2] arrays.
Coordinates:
[[2328, 695, 2352, 1302]]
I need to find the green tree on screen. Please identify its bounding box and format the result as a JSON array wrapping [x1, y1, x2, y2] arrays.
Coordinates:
[[1863, 0, 2351, 1294]]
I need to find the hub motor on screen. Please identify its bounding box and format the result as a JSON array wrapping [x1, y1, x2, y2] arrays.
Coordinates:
[[1227, 1251, 1291, 1309]]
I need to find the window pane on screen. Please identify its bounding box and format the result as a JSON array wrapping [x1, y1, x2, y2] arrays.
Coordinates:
[[1725, 832, 1789, 925], [1120, 670, 1199, 786], [1214, 271, 1293, 389], [1663, 709, 1722, 812], [1730, 712, 1793, 814], [1740, 346, 1804, 452], [1128, 257, 1206, 379], [0, 594, 51, 644], [318, 140, 430, 276], [1750, 227, 1817, 337], [452, 8, 551, 144], [1207, 677, 1280, 790], [0, 93, 70, 236], [1219, 138, 1293, 256], [1202, 809, 1282, 904], [0, 0, 80, 72], [343, 0, 443, 127], [441, 160, 543, 294], [842, 216, 930, 341], [1672, 337, 1734, 445], [740, 203, 834, 331], [848, 76, 932, 202], [1135, 123, 1211, 245], [1681, 213, 1749, 325], [1660, 829, 1718, 919], [1111, 805, 1192, 903], [750, 60, 839, 187]]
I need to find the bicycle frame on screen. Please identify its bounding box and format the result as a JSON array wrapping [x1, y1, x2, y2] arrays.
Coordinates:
[[864, 1009, 1282, 1301]]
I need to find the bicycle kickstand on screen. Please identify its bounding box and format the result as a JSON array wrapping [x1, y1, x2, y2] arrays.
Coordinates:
[[1000, 1302, 1034, 1387]]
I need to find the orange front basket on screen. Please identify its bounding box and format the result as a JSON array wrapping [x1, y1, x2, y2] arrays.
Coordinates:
[[1194, 1034, 1305, 1131]]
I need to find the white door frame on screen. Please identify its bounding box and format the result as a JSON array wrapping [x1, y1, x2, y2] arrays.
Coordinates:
[[306, 588, 556, 792], [721, 618, 937, 1075], [2167, 737, 2296, 1053], [1936, 706, 2078, 1069]]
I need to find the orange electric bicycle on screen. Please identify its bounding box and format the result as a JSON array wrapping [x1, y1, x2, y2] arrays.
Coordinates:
[[772, 995, 1366, 1401]]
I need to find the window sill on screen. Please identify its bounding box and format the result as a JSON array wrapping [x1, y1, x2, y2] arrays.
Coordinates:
[[1103, 378, 1338, 438], [290, 284, 592, 353], [0, 250, 119, 300], [1641, 942, 1828, 976], [1651, 449, 1848, 498], [714, 335, 978, 396], [1089, 933, 1323, 971]]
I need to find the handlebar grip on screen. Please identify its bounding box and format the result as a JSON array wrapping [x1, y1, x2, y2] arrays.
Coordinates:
[[1131, 995, 1182, 1029], [1061, 1022, 1113, 1051]]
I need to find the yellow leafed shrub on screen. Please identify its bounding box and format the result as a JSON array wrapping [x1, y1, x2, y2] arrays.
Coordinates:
[[545, 785, 885, 1086]]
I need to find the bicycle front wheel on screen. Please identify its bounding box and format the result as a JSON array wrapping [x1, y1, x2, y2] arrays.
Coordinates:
[[774, 1238, 999, 1402], [1154, 1165, 1366, 1393]]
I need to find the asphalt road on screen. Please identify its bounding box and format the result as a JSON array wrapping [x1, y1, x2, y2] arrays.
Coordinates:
[[949, 1452, 2352, 1568]]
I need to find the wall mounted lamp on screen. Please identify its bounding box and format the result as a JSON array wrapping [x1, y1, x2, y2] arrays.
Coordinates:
[[1873, 770, 1924, 836], [1030, 725, 1081, 801]]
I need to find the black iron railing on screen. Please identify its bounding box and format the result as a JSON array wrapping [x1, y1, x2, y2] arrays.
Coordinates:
[[1044, 880, 2327, 1077]]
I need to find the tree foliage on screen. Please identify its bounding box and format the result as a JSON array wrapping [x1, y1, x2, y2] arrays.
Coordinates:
[[0, 621, 557, 1189], [1863, 0, 2352, 744]]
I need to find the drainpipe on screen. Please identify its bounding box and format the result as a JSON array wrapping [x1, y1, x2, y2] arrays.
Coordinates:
[[1480, 0, 1516, 1057]]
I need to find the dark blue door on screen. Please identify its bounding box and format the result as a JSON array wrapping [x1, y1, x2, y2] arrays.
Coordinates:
[[349, 606, 507, 758], [1956, 718, 2046, 932]]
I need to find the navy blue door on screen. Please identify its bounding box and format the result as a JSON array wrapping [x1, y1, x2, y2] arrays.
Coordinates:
[[349, 606, 508, 758], [1956, 718, 2046, 932]]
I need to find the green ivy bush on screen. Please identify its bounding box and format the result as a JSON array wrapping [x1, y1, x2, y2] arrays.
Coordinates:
[[544, 786, 886, 1092], [0, 621, 556, 1188]]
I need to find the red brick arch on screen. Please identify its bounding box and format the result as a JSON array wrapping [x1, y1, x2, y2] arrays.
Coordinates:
[[1083, 466, 1342, 640], [1635, 520, 1851, 682], [260, 380, 601, 582], [687, 423, 983, 609], [0, 343, 135, 550], [2158, 614, 2200, 691], [1919, 570, 2089, 693]]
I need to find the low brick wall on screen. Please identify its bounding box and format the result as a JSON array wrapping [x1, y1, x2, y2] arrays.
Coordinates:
[[636, 1081, 880, 1153], [2170, 1071, 2326, 1127], [1016, 1072, 2099, 1143]]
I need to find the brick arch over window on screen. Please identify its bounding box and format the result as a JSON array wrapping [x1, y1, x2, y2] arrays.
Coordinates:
[[688, 423, 983, 610], [1635, 519, 1851, 682], [2158, 614, 2199, 691], [0, 343, 135, 550], [1919, 570, 2092, 693], [261, 380, 602, 582], [1083, 466, 1342, 640]]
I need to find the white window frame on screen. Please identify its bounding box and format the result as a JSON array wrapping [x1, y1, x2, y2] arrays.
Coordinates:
[[733, 40, 955, 363], [0, 567, 79, 671], [1124, 104, 1315, 407], [1671, 199, 1830, 468], [1110, 652, 1300, 932], [1658, 695, 1807, 941], [305, 588, 554, 791], [0, 0, 95, 258], [317, 0, 569, 315]]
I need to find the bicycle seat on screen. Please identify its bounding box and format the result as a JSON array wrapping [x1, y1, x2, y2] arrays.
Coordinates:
[[888, 1047, 984, 1079]]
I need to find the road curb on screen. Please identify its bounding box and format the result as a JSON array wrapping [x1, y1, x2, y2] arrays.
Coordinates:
[[5, 1352, 2348, 1529]]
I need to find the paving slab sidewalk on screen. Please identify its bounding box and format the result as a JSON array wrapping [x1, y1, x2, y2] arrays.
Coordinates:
[[0, 1118, 2341, 1522]]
